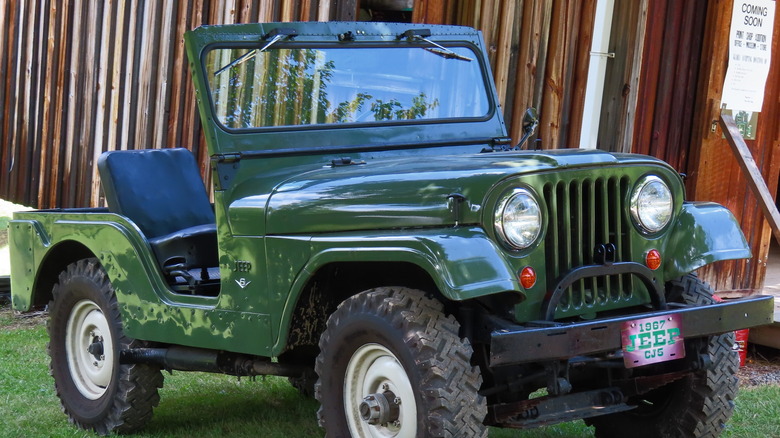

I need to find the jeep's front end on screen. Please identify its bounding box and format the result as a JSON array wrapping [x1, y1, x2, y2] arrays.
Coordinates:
[[183, 22, 772, 436]]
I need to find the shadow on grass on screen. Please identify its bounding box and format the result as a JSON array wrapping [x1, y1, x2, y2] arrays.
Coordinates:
[[140, 375, 321, 438]]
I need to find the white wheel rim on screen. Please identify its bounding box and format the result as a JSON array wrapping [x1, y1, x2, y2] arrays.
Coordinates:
[[65, 299, 114, 400], [344, 343, 417, 438]]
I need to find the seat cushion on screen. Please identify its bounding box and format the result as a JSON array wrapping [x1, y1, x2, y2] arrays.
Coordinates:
[[148, 223, 219, 268]]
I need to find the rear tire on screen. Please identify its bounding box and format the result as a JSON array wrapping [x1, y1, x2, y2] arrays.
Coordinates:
[[48, 258, 163, 435], [315, 287, 487, 437], [590, 274, 738, 438]]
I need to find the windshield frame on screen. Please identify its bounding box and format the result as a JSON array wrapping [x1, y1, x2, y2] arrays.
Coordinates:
[[200, 41, 497, 134]]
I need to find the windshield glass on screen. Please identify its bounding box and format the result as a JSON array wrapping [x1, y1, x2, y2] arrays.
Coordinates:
[[204, 45, 490, 129]]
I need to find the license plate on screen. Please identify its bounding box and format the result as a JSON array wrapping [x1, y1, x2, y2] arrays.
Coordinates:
[[621, 314, 685, 368]]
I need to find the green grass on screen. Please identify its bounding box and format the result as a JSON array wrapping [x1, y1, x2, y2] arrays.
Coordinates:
[[2, 308, 779, 438]]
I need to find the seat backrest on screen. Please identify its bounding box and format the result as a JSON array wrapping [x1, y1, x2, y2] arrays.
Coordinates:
[[98, 148, 215, 239]]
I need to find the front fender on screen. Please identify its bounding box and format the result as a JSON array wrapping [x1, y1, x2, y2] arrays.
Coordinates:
[[272, 227, 520, 355], [663, 202, 750, 279], [304, 227, 520, 301]]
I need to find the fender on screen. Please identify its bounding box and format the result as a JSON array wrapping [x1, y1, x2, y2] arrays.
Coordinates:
[[9, 215, 168, 312], [663, 202, 751, 280], [272, 226, 521, 354]]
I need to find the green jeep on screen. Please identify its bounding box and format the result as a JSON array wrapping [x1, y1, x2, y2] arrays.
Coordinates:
[[8, 22, 773, 437]]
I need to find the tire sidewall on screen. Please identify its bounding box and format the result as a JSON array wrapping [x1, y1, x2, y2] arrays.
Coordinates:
[[317, 310, 427, 436], [49, 269, 122, 425]]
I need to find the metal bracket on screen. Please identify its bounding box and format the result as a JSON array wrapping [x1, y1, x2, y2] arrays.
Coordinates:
[[590, 51, 616, 58]]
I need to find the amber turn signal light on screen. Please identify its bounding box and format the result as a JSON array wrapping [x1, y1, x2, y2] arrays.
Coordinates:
[[646, 249, 661, 270], [519, 266, 537, 289]]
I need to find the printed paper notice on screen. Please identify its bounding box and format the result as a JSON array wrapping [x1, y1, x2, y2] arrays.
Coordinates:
[[721, 1, 775, 112]]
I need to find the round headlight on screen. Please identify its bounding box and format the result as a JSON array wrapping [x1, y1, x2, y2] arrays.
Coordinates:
[[630, 175, 673, 233], [495, 189, 542, 250]]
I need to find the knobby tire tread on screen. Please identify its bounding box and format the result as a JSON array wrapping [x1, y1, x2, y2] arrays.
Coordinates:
[[315, 287, 487, 437], [48, 258, 163, 435]]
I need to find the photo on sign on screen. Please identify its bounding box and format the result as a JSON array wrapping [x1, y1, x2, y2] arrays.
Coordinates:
[[722, 109, 758, 140]]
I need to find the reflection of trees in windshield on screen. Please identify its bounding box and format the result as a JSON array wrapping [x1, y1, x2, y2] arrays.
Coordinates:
[[371, 93, 439, 121], [207, 47, 473, 128]]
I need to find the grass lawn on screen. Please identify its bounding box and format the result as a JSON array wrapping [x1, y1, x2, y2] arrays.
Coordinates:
[[1, 307, 779, 438]]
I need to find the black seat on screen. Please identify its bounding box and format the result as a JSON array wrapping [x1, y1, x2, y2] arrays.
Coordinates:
[[98, 148, 218, 287]]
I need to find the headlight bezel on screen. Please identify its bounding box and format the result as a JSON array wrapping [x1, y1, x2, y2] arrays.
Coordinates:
[[630, 174, 674, 234], [494, 187, 544, 251]]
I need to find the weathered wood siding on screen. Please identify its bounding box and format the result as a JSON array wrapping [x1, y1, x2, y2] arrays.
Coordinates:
[[687, 0, 780, 294], [422, 0, 596, 151], [0, 0, 597, 209], [0, 0, 336, 208]]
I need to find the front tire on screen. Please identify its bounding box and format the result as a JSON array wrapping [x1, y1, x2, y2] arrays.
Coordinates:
[[590, 274, 738, 438], [48, 258, 163, 435], [315, 287, 487, 437]]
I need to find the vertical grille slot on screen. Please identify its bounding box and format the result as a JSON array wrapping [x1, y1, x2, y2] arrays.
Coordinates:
[[543, 176, 633, 317]]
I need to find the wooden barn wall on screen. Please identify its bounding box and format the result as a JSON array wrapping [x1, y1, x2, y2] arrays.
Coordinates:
[[687, 0, 780, 294], [0, 0, 342, 209], [0, 0, 597, 209], [630, 0, 707, 173], [416, 0, 596, 150]]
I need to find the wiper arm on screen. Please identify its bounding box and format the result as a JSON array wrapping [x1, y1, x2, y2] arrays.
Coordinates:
[[413, 35, 473, 62], [214, 28, 297, 77]]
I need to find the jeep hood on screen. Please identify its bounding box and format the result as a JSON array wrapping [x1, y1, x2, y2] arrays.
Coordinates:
[[263, 150, 669, 235]]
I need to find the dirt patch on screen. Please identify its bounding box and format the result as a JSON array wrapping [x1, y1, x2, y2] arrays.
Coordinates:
[[0, 303, 47, 330], [737, 345, 780, 387]]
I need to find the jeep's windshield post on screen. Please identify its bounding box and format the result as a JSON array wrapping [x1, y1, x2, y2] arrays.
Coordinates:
[[204, 44, 488, 130]]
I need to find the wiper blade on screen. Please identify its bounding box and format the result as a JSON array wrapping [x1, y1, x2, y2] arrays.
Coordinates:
[[414, 35, 473, 62], [214, 28, 297, 76]]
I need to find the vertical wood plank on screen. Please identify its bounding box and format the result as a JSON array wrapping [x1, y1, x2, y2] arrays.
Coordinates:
[[494, 0, 515, 107]]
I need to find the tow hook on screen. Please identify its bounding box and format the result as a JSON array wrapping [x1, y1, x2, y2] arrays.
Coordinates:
[[360, 389, 401, 426]]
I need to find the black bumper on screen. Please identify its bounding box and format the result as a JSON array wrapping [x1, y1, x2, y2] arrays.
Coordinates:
[[490, 295, 773, 367]]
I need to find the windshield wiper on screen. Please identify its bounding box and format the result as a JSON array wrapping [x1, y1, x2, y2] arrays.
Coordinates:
[[422, 46, 473, 62], [398, 29, 472, 62], [214, 28, 297, 77]]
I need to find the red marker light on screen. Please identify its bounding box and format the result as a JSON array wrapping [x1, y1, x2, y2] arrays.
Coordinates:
[[646, 249, 661, 270], [520, 266, 537, 289]]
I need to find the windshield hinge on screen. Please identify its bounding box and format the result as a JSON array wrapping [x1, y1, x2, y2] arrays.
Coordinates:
[[331, 157, 366, 167], [211, 153, 241, 191], [481, 137, 513, 153], [214, 153, 241, 164], [493, 137, 513, 146]]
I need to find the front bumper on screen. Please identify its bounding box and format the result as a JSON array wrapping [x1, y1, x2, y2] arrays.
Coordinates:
[[490, 295, 773, 367]]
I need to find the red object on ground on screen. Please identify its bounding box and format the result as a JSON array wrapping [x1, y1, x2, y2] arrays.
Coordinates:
[[711, 294, 748, 367], [735, 329, 749, 367]]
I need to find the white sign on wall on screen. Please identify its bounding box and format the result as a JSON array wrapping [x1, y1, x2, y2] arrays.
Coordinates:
[[721, 0, 775, 113]]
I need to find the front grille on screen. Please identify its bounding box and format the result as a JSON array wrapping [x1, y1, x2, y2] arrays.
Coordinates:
[[543, 176, 640, 317]]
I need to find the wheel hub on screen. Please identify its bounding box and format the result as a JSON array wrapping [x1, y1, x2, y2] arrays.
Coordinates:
[[344, 343, 417, 437], [360, 390, 400, 426], [87, 336, 104, 360]]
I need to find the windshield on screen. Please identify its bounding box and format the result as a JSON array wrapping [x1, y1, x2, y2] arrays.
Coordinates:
[[204, 45, 490, 129]]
